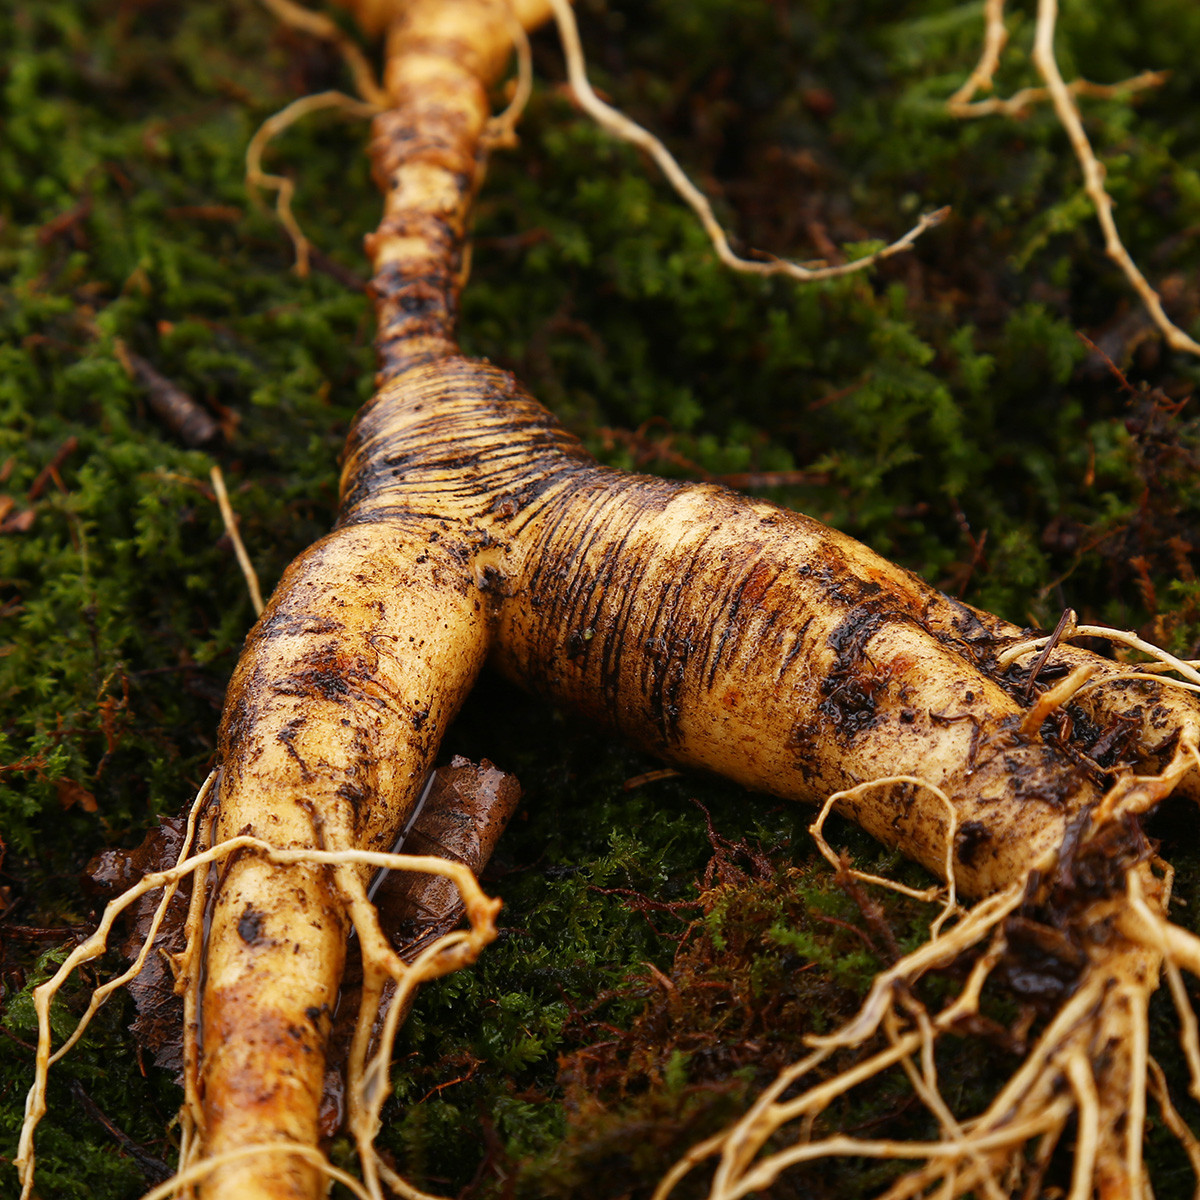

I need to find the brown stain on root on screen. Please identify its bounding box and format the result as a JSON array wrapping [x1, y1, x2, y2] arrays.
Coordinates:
[[330, 346, 1111, 891], [204, 336, 1148, 1191]]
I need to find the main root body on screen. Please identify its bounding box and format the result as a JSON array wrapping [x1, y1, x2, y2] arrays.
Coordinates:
[[17, 2, 1200, 1198]]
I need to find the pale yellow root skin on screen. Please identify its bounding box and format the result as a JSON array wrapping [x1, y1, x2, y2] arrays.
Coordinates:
[[200, 526, 490, 1199], [197, 6, 551, 1196], [336, 0, 551, 40], [489, 477, 1092, 889]]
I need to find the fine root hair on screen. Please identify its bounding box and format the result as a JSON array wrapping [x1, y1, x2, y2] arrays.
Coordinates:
[[948, 0, 1198, 357], [15, 773, 502, 1200], [546, 0, 946, 284], [658, 739, 1200, 1199]]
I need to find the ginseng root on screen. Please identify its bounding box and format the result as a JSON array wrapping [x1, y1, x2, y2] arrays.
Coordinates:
[[16, 2, 1200, 1198]]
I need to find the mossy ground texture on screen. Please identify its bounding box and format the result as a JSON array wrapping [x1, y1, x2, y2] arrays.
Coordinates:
[[3, 1, 1200, 1197]]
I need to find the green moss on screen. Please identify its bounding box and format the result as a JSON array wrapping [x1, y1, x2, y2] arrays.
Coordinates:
[[3, 1, 1200, 1197]]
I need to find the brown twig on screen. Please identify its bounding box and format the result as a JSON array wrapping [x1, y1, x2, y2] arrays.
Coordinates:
[[70, 1079, 174, 1184], [115, 342, 222, 449], [28, 437, 79, 502], [623, 768, 683, 790], [1021, 607, 1077, 699]]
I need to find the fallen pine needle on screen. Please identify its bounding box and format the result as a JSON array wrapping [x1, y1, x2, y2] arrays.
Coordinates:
[[209, 465, 265, 616]]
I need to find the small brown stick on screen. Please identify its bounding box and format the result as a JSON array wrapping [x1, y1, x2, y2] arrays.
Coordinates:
[[27, 436, 79, 501], [623, 767, 683, 790], [69, 1079, 173, 1184], [209, 465, 266, 616], [36, 195, 93, 247], [1021, 606, 1076, 699], [1029, 0, 1200, 357], [546, 0, 947, 283], [998, 620, 1200, 686], [115, 341, 222, 449]]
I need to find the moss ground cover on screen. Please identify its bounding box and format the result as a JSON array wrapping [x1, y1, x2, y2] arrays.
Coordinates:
[[2, 1, 1200, 1196]]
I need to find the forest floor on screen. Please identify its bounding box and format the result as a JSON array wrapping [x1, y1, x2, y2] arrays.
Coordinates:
[[3, 2, 1200, 1197]]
